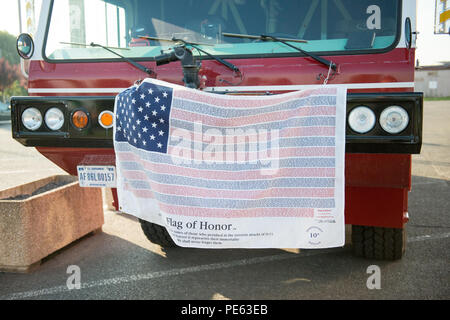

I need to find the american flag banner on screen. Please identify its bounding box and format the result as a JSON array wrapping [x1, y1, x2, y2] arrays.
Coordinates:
[[114, 79, 346, 248]]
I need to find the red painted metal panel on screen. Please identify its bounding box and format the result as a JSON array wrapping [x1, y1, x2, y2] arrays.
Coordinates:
[[345, 186, 407, 228], [28, 48, 415, 95], [345, 154, 411, 189], [36, 147, 116, 176]]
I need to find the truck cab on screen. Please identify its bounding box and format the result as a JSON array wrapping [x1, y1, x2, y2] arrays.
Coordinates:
[[12, 0, 422, 260]]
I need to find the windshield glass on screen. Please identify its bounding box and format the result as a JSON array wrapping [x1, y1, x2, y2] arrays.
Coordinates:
[[45, 0, 400, 60]]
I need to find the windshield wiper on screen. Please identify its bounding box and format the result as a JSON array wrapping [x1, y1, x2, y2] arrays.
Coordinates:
[[60, 41, 155, 76], [222, 32, 308, 44], [175, 38, 240, 73], [139, 36, 240, 73], [222, 32, 337, 71]]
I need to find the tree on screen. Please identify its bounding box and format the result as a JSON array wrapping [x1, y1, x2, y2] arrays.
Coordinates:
[[0, 58, 21, 102], [0, 31, 28, 102], [0, 31, 20, 66], [3, 80, 27, 100]]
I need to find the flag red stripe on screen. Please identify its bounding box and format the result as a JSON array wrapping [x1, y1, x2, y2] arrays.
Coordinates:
[[159, 203, 315, 218], [169, 126, 336, 142], [121, 173, 335, 199], [170, 105, 336, 127], [117, 152, 336, 179], [167, 146, 335, 161], [174, 87, 337, 108]]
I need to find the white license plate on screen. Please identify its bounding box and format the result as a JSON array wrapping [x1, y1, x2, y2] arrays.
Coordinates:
[[77, 165, 117, 188]]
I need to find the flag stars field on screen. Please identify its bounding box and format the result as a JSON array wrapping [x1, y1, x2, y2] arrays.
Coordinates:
[[115, 82, 172, 153]]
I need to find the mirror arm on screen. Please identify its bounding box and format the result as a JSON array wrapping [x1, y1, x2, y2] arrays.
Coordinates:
[[20, 59, 29, 79]]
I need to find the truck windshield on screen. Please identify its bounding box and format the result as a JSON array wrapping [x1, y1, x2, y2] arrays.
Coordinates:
[[44, 0, 400, 61]]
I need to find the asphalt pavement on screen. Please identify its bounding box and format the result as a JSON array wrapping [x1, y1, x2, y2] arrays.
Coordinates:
[[0, 100, 449, 300]]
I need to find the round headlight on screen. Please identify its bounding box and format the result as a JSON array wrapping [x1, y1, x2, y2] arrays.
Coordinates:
[[348, 106, 376, 133], [22, 107, 42, 131], [44, 107, 64, 130], [380, 106, 409, 134]]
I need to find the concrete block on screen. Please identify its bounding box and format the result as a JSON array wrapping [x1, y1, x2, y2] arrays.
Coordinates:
[[0, 175, 104, 273]]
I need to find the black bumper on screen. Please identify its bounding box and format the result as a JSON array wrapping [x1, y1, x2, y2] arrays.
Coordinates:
[[10, 92, 423, 153]]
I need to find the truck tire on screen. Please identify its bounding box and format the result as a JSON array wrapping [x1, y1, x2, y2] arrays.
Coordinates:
[[139, 219, 178, 247], [351, 225, 405, 260]]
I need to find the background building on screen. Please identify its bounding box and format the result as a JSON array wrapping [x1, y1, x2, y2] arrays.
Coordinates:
[[415, 63, 450, 97]]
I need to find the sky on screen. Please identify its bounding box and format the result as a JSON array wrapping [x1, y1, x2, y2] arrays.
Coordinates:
[[0, 0, 449, 66]]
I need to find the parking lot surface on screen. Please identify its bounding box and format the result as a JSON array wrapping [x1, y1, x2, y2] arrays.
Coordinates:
[[0, 101, 449, 300]]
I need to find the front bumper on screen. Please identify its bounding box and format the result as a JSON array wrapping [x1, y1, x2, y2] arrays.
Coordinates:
[[10, 92, 423, 153]]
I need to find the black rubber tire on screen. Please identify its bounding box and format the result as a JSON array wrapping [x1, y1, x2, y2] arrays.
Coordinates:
[[139, 219, 178, 247], [352, 225, 405, 260]]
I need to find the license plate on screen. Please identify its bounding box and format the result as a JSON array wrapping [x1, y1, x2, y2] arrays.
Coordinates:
[[77, 165, 117, 188]]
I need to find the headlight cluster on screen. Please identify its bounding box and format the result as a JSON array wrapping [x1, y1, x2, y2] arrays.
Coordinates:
[[348, 105, 409, 134], [21, 107, 114, 131], [22, 107, 64, 131]]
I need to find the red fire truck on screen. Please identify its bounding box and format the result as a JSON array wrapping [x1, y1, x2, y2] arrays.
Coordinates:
[[12, 0, 422, 260]]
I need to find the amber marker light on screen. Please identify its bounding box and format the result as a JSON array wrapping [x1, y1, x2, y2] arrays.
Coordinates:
[[72, 110, 89, 129], [98, 110, 114, 129]]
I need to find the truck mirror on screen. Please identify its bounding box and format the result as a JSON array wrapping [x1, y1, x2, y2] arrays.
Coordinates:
[[16, 33, 34, 60], [405, 18, 412, 49]]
